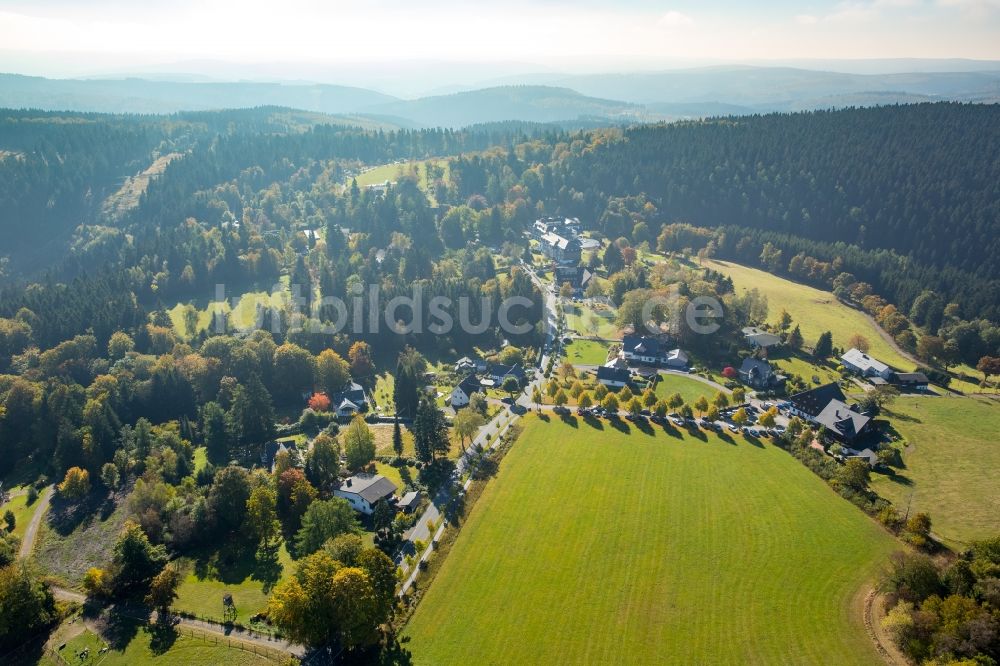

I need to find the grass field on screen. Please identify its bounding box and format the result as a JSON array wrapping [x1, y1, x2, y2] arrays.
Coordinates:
[[564, 338, 612, 365], [404, 416, 898, 664], [869, 395, 1000, 548], [706, 260, 915, 371], [35, 495, 131, 588], [653, 373, 719, 405], [173, 544, 294, 625], [351, 159, 449, 203], [33, 616, 280, 666], [772, 354, 843, 387], [565, 303, 620, 339], [0, 486, 50, 540], [167, 282, 290, 339]]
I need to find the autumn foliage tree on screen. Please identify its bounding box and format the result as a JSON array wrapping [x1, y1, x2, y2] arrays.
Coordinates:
[[58, 467, 90, 500], [307, 392, 331, 412], [267, 547, 395, 650]]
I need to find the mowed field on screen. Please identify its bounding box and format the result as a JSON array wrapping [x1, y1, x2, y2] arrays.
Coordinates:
[[870, 395, 1000, 548], [404, 416, 898, 665], [706, 259, 915, 371]]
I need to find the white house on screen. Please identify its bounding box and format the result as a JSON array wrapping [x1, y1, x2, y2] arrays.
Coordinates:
[[336, 398, 360, 418], [449, 375, 481, 408], [597, 365, 631, 389], [664, 348, 689, 369], [334, 474, 398, 515], [742, 326, 782, 349], [841, 348, 892, 380]]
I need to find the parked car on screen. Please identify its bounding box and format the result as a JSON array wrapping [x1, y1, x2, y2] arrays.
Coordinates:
[[728, 424, 739, 433]]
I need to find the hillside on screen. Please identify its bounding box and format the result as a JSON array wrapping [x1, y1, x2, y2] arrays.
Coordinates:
[[0, 73, 398, 114], [365, 85, 649, 128], [550, 103, 1000, 318], [405, 416, 898, 664], [550, 66, 1000, 107]]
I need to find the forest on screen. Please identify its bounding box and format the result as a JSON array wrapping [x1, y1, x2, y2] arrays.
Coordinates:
[[0, 99, 999, 660]]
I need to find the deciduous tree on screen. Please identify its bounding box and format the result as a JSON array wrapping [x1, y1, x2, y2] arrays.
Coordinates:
[[343, 416, 376, 472]]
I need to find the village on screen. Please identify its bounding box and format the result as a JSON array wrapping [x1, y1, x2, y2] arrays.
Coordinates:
[[260, 216, 938, 577]]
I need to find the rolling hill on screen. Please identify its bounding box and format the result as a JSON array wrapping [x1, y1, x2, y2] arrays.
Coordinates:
[[363, 85, 649, 128], [0, 73, 399, 114]]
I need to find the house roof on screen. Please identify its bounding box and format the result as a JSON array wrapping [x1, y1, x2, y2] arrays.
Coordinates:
[[541, 232, 581, 252], [339, 474, 397, 504], [666, 348, 688, 364], [740, 357, 773, 376], [789, 382, 847, 417], [487, 363, 526, 380], [622, 334, 664, 357], [847, 448, 880, 466], [894, 372, 929, 384], [455, 375, 481, 398], [338, 398, 359, 411], [597, 365, 631, 383], [399, 491, 421, 508], [814, 399, 870, 441], [330, 381, 366, 409], [742, 328, 782, 347], [841, 348, 890, 374]]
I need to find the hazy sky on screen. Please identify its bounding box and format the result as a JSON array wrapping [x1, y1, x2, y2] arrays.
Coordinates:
[[1, 0, 999, 76]]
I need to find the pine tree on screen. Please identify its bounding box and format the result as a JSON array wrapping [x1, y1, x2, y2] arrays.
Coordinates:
[[392, 418, 403, 457], [814, 331, 834, 358]]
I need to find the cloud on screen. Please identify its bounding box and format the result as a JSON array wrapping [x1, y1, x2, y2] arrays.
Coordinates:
[[795, 14, 820, 24], [658, 10, 694, 28]]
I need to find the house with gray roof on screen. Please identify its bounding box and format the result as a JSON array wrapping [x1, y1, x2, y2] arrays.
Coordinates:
[[597, 365, 631, 389], [813, 399, 872, 443], [841, 348, 892, 380], [738, 358, 785, 389], [742, 326, 782, 349], [788, 382, 872, 443], [334, 474, 398, 515], [449, 374, 482, 408]]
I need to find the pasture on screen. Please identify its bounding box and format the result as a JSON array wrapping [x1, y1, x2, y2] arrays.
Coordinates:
[[869, 395, 1000, 548], [404, 415, 898, 664], [706, 259, 915, 371]]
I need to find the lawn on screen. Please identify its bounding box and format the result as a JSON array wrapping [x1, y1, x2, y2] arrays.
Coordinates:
[[172, 543, 294, 626], [372, 373, 395, 413], [564, 338, 612, 366], [0, 486, 50, 540], [653, 373, 719, 406], [565, 302, 620, 339], [404, 415, 898, 664], [373, 423, 415, 457], [772, 354, 843, 387], [706, 259, 915, 371], [869, 395, 1000, 548], [167, 286, 290, 339], [351, 159, 449, 203], [192, 447, 208, 474], [33, 617, 280, 666]]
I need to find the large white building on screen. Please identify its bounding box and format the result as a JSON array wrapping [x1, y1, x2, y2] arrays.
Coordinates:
[[840, 348, 892, 380]]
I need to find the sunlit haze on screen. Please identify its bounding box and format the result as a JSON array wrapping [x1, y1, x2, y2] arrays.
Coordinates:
[[2, 0, 1000, 81]]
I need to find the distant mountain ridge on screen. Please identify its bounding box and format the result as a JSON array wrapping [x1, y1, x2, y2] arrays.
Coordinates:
[[364, 85, 649, 128], [0, 73, 399, 115], [1, 68, 999, 127]]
